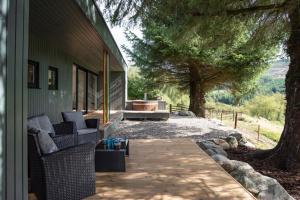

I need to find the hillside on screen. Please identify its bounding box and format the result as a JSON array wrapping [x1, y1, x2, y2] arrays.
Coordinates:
[[263, 59, 289, 79]]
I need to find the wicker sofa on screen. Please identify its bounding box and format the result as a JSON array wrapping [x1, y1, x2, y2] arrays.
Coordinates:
[[28, 132, 95, 200], [62, 111, 100, 145]]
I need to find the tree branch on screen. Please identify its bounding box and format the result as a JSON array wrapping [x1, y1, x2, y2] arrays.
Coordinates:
[[192, 1, 288, 17]]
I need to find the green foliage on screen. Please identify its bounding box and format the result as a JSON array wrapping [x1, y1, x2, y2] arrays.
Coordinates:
[[259, 77, 285, 94], [102, 0, 287, 114], [260, 128, 281, 142], [127, 67, 190, 105], [207, 90, 235, 105], [158, 86, 189, 106], [127, 67, 158, 100], [205, 101, 235, 112], [242, 93, 286, 122]]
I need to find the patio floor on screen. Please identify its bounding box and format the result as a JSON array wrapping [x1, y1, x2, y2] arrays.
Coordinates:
[[86, 139, 255, 200]]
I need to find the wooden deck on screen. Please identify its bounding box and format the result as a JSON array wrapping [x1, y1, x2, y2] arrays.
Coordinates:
[[86, 139, 255, 200]]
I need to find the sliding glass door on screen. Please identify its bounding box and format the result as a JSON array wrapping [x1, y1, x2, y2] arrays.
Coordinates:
[[72, 65, 99, 113], [88, 73, 98, 112], [77, 68, 87, 112]]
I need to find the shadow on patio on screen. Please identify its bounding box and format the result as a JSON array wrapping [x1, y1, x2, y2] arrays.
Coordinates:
[[86, 139, 255, 200]]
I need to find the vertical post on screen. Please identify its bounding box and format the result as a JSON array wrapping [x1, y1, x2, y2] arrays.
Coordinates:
[[220, 110, 223, 121], [233, 110, 235, 121], [234, 112, 238, 129], [169, 104, 172, 113], [103, 51, 110, 124], [3, 0, 29, 198], [257, 125, 260, 141]]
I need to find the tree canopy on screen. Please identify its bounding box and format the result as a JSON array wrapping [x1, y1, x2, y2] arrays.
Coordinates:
[[100, 0, 300, 171], [110, 0, 285, 115]]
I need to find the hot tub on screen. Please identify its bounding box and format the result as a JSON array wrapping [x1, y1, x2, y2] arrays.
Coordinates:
[[132, 101, 159, 111]]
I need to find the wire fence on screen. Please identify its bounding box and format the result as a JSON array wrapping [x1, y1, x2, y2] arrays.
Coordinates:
[[169, 104, 262, 141]]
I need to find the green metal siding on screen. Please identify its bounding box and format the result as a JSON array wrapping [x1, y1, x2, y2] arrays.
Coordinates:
[[28, 36, 74, 123], [110, 72, 125, 110]]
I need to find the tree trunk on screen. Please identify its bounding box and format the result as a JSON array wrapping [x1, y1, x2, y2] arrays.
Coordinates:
[[256, 8, 300, 171], [189, 68, 206, 117]]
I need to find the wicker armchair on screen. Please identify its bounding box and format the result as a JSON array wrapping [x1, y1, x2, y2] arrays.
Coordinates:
[[28, 133, 95, 200], [28, 114, 76, 149], [62, 112, 100, 145]]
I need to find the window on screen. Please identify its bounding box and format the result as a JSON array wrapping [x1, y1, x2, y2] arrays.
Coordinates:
[[72, 64, 99, 113], [48, 66, 58, 90], [28, 60, 39, 88]]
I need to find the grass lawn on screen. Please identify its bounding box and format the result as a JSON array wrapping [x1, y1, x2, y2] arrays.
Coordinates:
[[259, 128, 280, 142]]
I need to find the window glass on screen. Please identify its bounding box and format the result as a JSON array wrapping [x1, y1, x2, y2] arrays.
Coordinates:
[[48, 67, 58, 90], [28, 60, 39, 88]]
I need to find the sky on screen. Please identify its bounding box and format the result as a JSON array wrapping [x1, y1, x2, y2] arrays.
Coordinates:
[[108, 25, 142, 67], [97, 1, 142, 67]]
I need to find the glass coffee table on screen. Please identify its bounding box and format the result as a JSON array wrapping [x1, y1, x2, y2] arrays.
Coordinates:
[[95, 138, 129, 172]]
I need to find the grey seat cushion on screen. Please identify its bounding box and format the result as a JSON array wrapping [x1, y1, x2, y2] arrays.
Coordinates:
[[28, 117, 41, 130], [37, 129, 59, 154], [62, 112, 87, 129], [77, 129, 98, 135], [28, 114, 55, 136]]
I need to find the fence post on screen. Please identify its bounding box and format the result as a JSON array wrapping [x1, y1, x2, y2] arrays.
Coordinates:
[[170, 104, 172, 113], [257, 125, 260, 141], [220, 110, 223, 121], [232, 110, 235, 121], [234, 112, 238, 129]]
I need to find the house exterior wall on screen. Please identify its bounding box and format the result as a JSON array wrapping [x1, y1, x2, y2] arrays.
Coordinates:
[[28, 36, 74, 123], [110, 71, 126, 111], [28, 36, 127, 123]]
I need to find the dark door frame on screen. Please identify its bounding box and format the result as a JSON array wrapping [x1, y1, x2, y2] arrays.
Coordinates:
[[73, 64, 99, 114]]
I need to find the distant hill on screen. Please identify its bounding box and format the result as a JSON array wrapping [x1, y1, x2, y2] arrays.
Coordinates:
[[263, 59, 289, 79]]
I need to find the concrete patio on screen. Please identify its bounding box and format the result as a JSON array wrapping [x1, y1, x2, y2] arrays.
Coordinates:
[[86, 139, 255, 200]]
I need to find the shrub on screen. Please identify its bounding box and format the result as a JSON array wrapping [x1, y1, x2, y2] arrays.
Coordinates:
[[243, 93, 285, 123]]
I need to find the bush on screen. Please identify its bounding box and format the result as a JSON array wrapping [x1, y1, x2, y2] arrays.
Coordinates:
[[243, 93, 285, 123], [127, 67, 158, 100]]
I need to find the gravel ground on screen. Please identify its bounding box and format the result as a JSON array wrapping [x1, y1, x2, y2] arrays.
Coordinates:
[[112, 115, 276, 149], [112, 115, 241, 141]]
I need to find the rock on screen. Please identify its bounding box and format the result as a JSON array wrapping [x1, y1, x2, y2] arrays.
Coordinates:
[[225, 160, 293, 200], [205, 149, 217, 156], [178, 110, 196, 117], [239, 141, 256, 149], [249, 173, 294, 200], [231, 171, 260, 194], [229, 132, 248, 145], [187, 111, 196, 117], [210, 138, 230, 150], [198, 140, 228, 157], [225, 136, 238, 149], [197, 140, 217, 150], [257, 181, 294, 200], [210, 147, 228, 157], [211, 154, 231, 165], [222, 160, 254, 174]]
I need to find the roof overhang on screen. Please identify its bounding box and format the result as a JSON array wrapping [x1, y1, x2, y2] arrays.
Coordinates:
[[29, 0, 127, 72]]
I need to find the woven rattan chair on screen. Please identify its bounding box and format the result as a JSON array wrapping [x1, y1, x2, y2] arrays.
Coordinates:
[[28, 132, 95, 200], [28, 114, 76, 149], [61, 112, 100, 144]]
